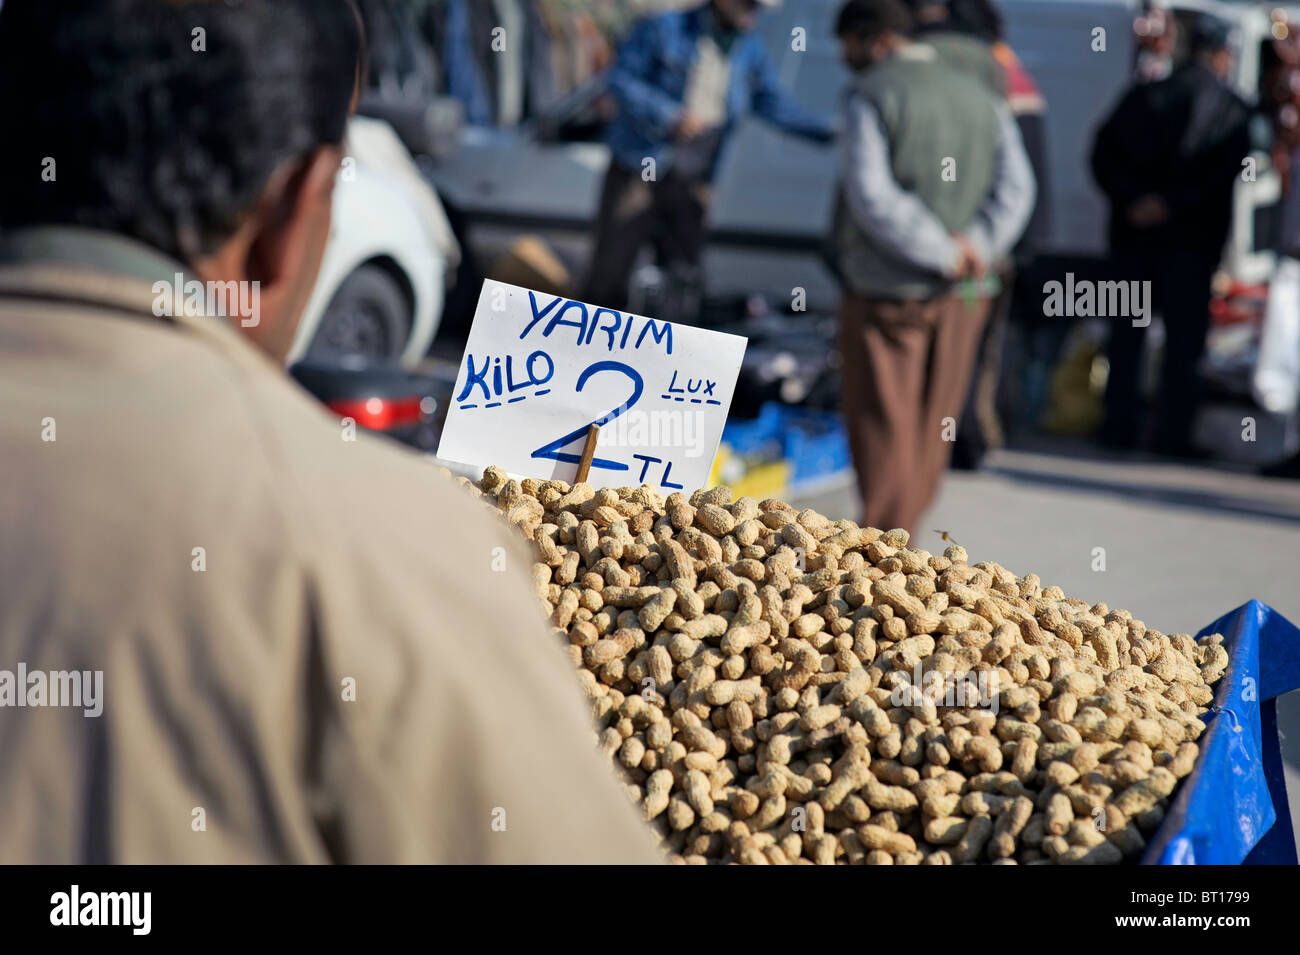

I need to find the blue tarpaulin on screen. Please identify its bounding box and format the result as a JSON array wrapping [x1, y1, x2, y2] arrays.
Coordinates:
[[1145, 600, 1300, 864], [721, 403, 850, 486]]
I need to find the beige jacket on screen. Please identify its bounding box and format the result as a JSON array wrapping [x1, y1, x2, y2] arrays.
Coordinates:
[[0, 227, 661, 864]]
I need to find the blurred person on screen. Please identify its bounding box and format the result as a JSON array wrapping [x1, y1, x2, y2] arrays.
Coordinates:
[[1090, 13, 1250, 458], [980, 2, 1059, 448], [581, 0, 835, 314], [832, 0, 1034, 532], [1256, 217, 1300, 424], [0, 0, 660, 864], [1256, 25, 1300, 478], [422, 0, 556, 128], [905, 0, 1055, 467]]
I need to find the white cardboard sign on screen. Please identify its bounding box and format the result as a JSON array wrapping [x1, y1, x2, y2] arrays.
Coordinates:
[[436, 280, 747, 491]]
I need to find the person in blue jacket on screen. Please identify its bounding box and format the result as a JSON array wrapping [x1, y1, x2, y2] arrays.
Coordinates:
[[582, 0, 835, 313]]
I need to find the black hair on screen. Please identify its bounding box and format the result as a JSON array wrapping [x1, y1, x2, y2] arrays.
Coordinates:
[[948, 0, 1004, 42], [0, 0, 364, 263], [1188, 13, 1233, 56], [836, 0, 915, 41]]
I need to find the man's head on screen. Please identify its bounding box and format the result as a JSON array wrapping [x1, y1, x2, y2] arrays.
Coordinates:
[[1189, 13, 1236, 80], [0, 0, 364, 362], [947, 0, 1003, 43], [903, 0, 950, 28], [907, 0, 1002, 42], [836, 0, 915, 71], [712, 0, 778, 35], [1136, 3, 1177, 53]]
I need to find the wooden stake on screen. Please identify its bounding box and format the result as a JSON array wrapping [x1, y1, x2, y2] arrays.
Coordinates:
[[574, 424, 600, 484]]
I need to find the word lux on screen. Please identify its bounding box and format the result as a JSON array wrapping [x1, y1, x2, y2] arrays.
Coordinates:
[[663, 370, 721, 406], [50, 885, 151, 936]]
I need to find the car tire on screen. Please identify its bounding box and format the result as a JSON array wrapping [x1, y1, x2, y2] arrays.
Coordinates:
[[309, 263, 410, 362]]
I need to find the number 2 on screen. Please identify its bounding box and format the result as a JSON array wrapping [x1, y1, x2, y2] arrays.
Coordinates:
[[530, 360, 643, 470]]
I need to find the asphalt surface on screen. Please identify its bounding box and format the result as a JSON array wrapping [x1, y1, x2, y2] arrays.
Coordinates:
[[791, 447, 1300, 856]]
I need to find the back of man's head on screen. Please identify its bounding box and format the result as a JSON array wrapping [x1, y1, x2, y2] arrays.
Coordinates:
[[0, 0, 362, 266], [946, 0, 1003, 42], [1188, 13, 1233, 57], [1186, 12, 1236, 80]]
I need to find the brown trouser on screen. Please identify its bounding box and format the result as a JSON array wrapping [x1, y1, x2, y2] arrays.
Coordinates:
[[581, 160, 711, 312], [838, 291, 992, 533]]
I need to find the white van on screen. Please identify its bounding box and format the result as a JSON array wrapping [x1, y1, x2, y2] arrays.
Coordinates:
[[291, 116, 461, 368]]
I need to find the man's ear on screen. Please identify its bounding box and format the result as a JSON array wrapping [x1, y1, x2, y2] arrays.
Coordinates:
[[246, 145, 343, 289]]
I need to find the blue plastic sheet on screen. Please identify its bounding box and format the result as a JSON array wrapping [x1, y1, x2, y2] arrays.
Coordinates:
[[721, 403, 850, 485], [1144, 600, 1300, 865]]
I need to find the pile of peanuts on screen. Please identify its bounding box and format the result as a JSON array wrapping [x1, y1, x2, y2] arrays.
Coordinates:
[[470, 467, 1227, 865]]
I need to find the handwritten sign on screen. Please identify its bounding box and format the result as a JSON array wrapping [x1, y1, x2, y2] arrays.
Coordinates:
[[436, 280, 747, 491]]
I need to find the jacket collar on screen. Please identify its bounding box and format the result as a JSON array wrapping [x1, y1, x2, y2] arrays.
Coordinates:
[[685, 4, 710, 37], [0, 224, 283, 378], [0, 226, 192, 321], [848, 41, 938, 87], [893, 41, 938, 62]]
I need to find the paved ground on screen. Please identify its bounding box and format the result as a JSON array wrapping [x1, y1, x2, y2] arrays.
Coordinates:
[[791, 446, 1300, 856]]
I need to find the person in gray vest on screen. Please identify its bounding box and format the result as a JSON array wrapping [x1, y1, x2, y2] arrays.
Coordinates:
[[832, 0, 1034, 532]]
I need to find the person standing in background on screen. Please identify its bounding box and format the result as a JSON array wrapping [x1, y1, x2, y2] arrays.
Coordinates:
[[1091, 14, 1250, 458], [1255, 144, 1300, 428], [906, 0, 1054, 466], [582, 0, 835, 314], [1255, 21, 1300, 476], [422, 0, 548, 128], [832, 0, 1034, 532]]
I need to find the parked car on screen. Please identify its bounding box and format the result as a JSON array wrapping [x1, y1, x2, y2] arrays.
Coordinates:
[[290, 358, 441, 451], [289, 115, 461, 368]]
